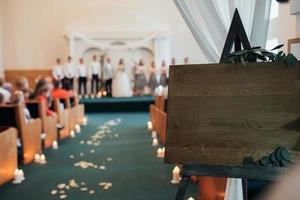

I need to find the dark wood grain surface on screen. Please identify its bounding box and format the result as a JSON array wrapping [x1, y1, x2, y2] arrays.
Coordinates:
[[165, 62, 300, 166]]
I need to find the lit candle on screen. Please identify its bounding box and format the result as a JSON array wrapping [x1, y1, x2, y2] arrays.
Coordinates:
[[14, 169, 19, 177], [13, 169, 22, 184], [187, 197, 195, 200], [34, 154, 40, 163], [82, 117, 87, 126], [147, 121, 153, 131], [157, 148, 163, 158], [40, 154, 47, 164], [18, 170, 25, 181], [97, 92, 102, 98], [52, 141, 58, 150], [171, 166, 181, 184], [70, 130, 76, 138], [152, 138, 158, 146], [151, 131, 157, 138], [102, 91, 107, 96], [75, 124, 81, 133]]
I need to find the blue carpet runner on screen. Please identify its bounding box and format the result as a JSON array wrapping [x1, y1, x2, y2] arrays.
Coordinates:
[[0, 113, 197, 200]]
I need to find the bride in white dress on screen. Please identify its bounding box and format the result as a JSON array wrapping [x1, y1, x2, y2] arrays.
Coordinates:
[[112, 58, 133, 97]]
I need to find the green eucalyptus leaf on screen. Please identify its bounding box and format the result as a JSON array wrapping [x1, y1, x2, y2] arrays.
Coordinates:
[[270, 44, 284, 51], [285, 54, 298, 67], [232, 49, 249, 56], [241, 55, 246, 67]]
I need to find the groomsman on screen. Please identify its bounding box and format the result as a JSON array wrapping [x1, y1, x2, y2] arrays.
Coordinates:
[[103, 57, 113, 97], [184, 57, 189, 64], [77, 58, 88, 96], [52, 58, 64, 81], [63, 56, 75, 90], [90, 55, 101, 95]]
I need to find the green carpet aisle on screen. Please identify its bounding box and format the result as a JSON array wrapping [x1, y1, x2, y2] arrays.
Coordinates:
[[0, 113, 197, 200]]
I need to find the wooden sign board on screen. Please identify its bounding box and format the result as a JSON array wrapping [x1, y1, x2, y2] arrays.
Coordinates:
[[165, 62, 300, 166]]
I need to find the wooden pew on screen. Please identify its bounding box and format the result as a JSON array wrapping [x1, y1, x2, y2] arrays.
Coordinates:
[[155, 96, 165, 111], [0, 127, 18, 185], [150, 104, 156, 130], [155, 107, 167, 145], [0, 104, 42, 164], [198, 177, 227, 200], [26, 101, 57, 149], [67, 97, 77, 131], [70, 96, 85, 125], [53, 98, 70, 139]]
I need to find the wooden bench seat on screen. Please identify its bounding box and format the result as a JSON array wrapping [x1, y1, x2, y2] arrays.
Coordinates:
[[70, 96, 85, 125], [53, 98, 70, 139], [0, 104, 42, 164], [26, 101, 57, 149], [0, 127, 18, 185], [155, 107, 167, 145]]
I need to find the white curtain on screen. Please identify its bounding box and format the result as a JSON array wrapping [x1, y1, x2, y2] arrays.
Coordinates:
[[174, 0, 272, 63]]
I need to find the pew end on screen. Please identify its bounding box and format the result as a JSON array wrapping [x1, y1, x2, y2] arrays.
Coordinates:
[[0, 127, 18, 185], [26, 101, 57, 149], [0, 104, 42, 164], [53, 98, 70, 139]]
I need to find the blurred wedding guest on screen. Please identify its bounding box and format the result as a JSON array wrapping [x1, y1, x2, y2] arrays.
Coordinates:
[[104, 57, 113, 97], [52, 58, 64, 81], [31, 78, 55, 116], [112, 58, 132, 97], [0, 77, 11, 103], [171, 57, 176, 65], [63, 56, 75, 90], [15, 76, 33, 99], [134, 59, 147, 96], [148, 61, 158, 95], [184, 57, 189, 64], [52, 79, 71, 99], [103, 57, 114, 96], [0, 93, 5, 105], [159, 60, 168, 87], [263, 163, 300, 200], [77, 58, 88, 97], [90, 55, 101, 95], [11, 90, 31, 123]]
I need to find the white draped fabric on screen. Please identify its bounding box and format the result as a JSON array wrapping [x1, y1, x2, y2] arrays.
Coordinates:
[[174, 0, 272, 63]]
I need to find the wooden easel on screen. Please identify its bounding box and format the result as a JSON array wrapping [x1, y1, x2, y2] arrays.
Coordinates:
[[174, 164, 284, 200], [174, 9, 261, 200]]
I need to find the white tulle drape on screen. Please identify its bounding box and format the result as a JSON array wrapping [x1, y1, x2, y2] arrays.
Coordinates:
[[174, 0, 272, 63]]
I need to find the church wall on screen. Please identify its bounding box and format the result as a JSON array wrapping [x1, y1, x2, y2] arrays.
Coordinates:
[[2, 0, 204, 70]]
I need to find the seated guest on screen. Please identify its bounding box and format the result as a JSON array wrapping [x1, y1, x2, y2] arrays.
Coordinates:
[[52, 79, 70, 99], [31, 78, 55, 116], [0, 77, 11, 103], [15, 76, 33, 99], [11, 90, 31, 123]]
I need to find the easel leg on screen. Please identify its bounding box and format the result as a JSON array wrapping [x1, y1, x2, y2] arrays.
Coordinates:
[[175, 176, 190, 200], [242, 178, 248, 200]]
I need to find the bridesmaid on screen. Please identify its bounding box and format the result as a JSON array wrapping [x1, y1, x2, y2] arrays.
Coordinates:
[[159, 60, 168, 87], [134, 59, 147, 96], [148, 61, 158, 95]]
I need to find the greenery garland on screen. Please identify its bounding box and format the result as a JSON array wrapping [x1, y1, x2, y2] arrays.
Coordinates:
[[221, 44, 298, 67]]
